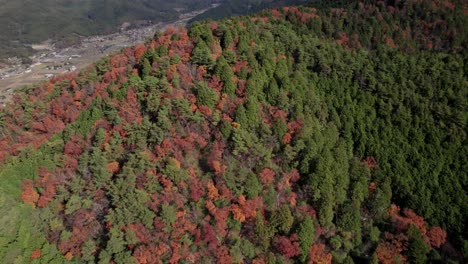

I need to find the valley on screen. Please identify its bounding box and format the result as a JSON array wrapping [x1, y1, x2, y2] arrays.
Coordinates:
[[0, 6, 215, 106]]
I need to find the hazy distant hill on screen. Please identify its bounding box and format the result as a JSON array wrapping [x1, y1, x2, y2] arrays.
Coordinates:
[[0, 0, 313, 63], [0, 0, 215, 62], [190, 0, 308, 22]]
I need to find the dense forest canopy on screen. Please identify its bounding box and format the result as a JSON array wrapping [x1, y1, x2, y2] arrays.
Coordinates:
[[0, 0, 466, 263]]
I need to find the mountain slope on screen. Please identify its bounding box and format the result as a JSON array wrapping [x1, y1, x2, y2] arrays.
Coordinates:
[[0, 0, 466, 263]]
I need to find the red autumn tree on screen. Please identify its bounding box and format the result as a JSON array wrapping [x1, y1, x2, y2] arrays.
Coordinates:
[[362, 156, 378, 169], [30, 249, 41, 260], [427, 226, 447, 248], [274, 236, 300, 258], [203, 223, 218, 252], [259, 168, 275, 185], [214, 207, 229, 238], [134, 44, 147, 63], [282, 133, 292, 144], [37, 178, 57, 208], [64, 135, 85, 157], [189, 177, 204, 202], [402, 208, 427, 234], [216, 246, 232, 264], [119, 88, 143, 124], [375, 233, 408, 264]]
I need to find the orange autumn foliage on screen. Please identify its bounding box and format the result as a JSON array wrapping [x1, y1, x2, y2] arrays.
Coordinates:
[[207, 181, 220, 200], [308, 243, 332, 264], [231, 205, 246, 222], [378, 204, 448, 262], [231, 122, 241, 129], [287, 192, 297, 207], [212, 160, 226, 176], [282, 132, 292, 144], [206, 200, 217, 216], [30, 249, 41, 260], [198, 105, 213, 117], [21, 179, 39, 208], [169, 158, 181, 169], [107, 161, 120, 174], [64, 252, 73, 261], [252, 257, 266, 264]]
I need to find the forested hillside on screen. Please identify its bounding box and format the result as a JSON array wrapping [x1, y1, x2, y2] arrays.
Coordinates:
[[0, 0, 466, 263]]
